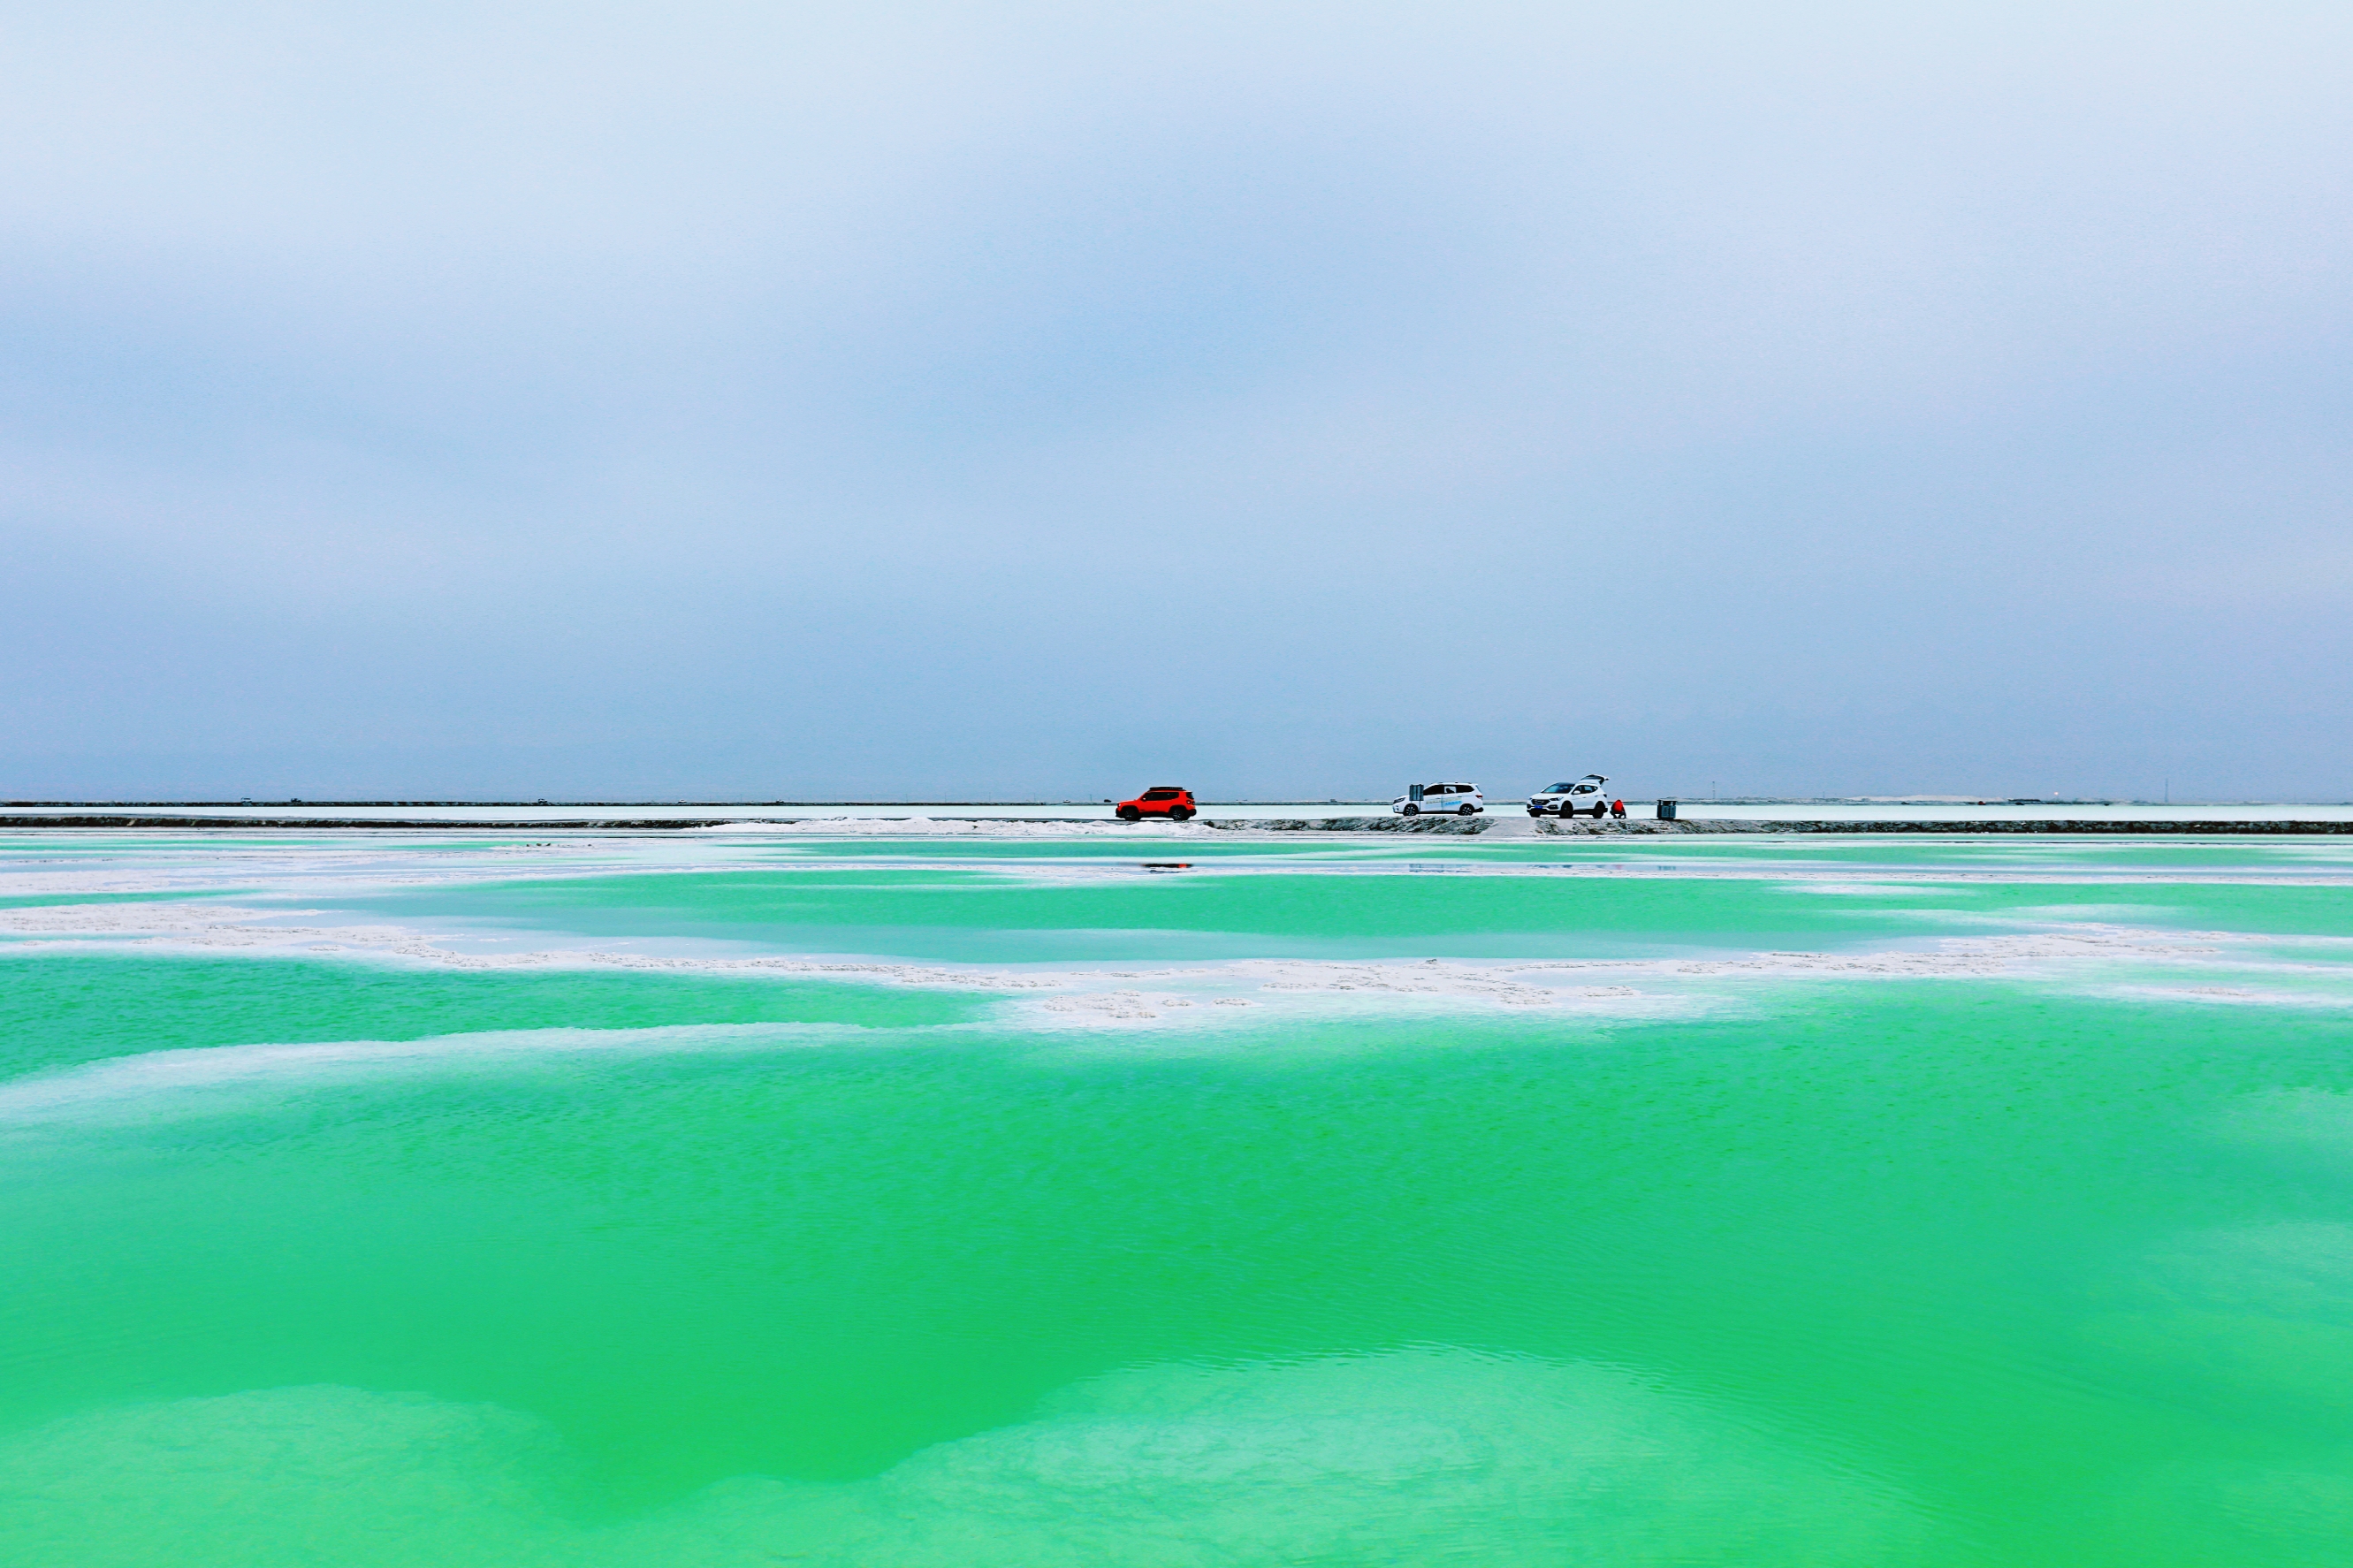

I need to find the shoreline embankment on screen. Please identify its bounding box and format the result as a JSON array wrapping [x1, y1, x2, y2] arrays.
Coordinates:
[[3, 813, 2350, 835], [1220, 816, 2353, 835], [0, 815, 742, 830]]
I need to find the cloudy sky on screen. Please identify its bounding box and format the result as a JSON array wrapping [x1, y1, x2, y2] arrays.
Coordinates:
[[4, 3, 2349, 801]]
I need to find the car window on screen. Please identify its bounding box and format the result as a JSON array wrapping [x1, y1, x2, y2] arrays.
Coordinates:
[[1572, 784, 1595, 793], [1143, 788, 1178, 801]]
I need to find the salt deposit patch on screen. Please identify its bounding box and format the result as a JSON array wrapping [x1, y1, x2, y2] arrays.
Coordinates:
[[0, 898, 2283, 1033], [0, 1387, 567, 1568], [2083, 978, 2353, 1010], [0, 1351, 1920, 1566], [0, 1024, 844, 1128]]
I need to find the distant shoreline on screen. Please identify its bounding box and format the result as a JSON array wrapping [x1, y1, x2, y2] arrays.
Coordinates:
[[6, 798, 2339, 809], [4, 813, 2351, 835]]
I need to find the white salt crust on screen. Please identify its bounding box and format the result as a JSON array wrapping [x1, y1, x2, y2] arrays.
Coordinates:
[[1, 895, 2316, 1028]]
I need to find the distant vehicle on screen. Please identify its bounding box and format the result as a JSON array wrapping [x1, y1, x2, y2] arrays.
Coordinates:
[[1116, 787, 1196, 822], [1528, 774, 1610, 818], [1393, 782, 1484, 817]]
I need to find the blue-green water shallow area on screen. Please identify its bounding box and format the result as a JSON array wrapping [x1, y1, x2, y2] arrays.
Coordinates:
[[4, 828, 2352, 1564]]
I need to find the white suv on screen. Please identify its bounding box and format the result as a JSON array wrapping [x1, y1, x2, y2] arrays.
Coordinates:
[[1393, 782, 1484, 817], [1527, 774, 1611, 818]]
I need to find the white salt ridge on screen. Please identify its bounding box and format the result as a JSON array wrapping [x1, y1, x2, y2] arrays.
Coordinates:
[[11, 829, 2353, 910], [4, 898, 2331, 1030], [0, 1023, 848, 1127], [2095, 984, 2353, 1009], [2, 939, 2342, 1124]]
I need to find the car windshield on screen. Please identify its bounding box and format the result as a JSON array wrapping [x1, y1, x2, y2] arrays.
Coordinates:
[[1545, 782, 1572, 793]]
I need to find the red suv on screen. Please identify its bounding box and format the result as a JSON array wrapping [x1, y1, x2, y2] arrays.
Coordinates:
[[1116, 787, 1197, 822]]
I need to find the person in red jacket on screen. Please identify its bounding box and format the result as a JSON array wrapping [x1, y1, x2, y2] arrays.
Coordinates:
[[1610, 798, 1626, 818]]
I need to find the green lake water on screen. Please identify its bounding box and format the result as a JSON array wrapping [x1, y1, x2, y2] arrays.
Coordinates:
[[3, 829, 2351, 1564]]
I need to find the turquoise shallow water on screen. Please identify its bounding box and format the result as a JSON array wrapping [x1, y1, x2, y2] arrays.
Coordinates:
[[3, 830, 2351, 1564]]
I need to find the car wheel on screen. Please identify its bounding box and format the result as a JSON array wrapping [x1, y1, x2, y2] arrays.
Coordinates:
[[1117, 806, 1141, 822], [1401, 803, 1420, 816], [1527, 808, 1542, 817], [1458, 803, 1475, 817], [1170, 807, 1193, 821]]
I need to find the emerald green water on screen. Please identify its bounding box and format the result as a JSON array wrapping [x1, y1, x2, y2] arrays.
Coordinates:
[[4, 831, 2351, 1564]]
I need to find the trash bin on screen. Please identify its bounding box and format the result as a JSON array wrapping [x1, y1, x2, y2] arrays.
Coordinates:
[[1656, 799, 1678, 820]]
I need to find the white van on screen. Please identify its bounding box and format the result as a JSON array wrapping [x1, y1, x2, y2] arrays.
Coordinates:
[[1393, 782, 1484, 817], [1527, 774, 1610, 818]]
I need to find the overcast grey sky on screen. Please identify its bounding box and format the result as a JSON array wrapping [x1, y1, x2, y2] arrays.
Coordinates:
[[4, 3, 2349, 801]]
